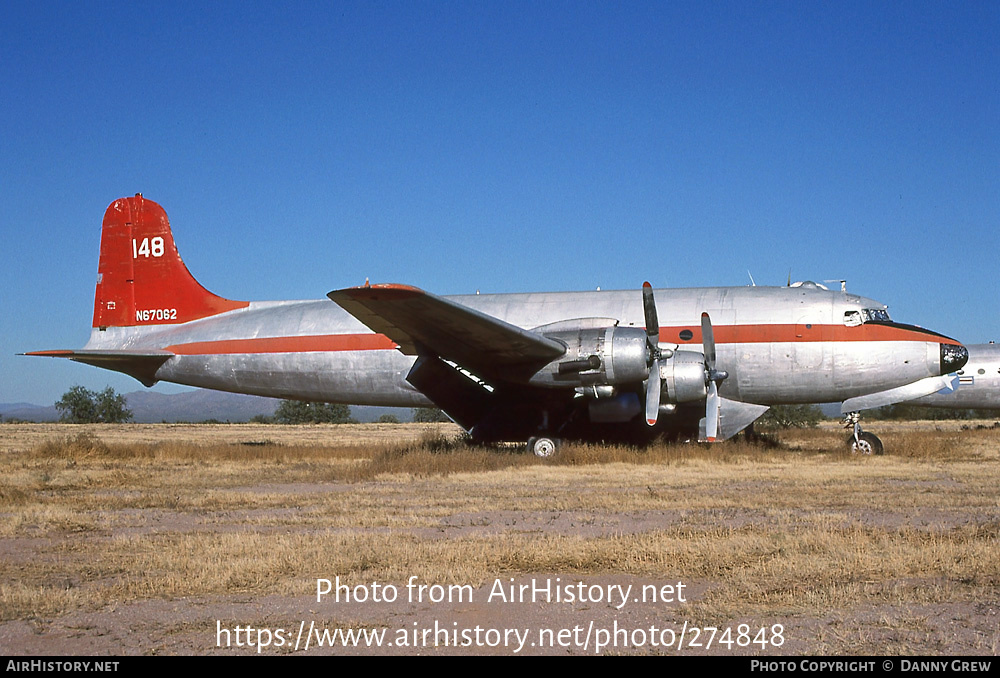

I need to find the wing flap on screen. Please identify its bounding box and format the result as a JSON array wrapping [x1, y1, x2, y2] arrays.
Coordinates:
[[328, 284, 566, 383]]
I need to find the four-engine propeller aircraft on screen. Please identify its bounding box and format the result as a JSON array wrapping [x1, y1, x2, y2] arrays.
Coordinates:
[[911, 343, 1000, 411], [831, 343, 997, 453], [26, 195, 970, 455]]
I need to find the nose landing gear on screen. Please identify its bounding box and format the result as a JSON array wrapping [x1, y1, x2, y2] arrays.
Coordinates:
[[843, 411, 884, 455]]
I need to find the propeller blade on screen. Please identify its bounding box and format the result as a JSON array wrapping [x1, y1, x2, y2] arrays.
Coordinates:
[[645, 361, 661, 426], [700, 312, 726, 442], [700, 312, 716, 369], [705, 380, 720, 441], [643, 283, 663, 425], [642, 282, 659, 345]]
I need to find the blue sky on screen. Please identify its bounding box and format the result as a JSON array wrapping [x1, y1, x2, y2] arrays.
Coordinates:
[[2, 1, 998, 405]]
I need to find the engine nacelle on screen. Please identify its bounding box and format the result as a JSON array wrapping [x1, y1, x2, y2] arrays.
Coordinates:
[[529, 326, 650, 388], [658, 350, 708, 403], [528, 326, 709, 408]]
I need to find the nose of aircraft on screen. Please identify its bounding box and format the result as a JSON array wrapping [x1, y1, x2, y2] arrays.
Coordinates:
[[940, 343, 969, 374]]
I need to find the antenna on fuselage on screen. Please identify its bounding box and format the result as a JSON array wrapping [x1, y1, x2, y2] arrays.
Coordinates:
[[747, 271, 756, 287]]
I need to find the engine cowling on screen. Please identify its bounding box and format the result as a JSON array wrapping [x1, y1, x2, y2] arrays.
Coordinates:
[[529, 326, 708, 406], [657, 350, 709, 403], [529, 326, 649, 388]]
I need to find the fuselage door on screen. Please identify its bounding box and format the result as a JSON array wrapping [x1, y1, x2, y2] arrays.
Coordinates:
[[794, 315, 826, 370]]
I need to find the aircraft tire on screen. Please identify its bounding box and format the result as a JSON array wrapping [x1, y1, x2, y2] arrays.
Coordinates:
[[528, 436, 559, 458], [847, 431, 884, 456]]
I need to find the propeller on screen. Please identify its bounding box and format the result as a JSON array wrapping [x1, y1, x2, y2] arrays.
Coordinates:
[[642, 282, 664, 426], [701, 312, 729, 441], [641, 284, 728, 436]]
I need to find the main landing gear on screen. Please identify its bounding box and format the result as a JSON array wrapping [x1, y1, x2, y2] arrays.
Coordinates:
[[527, 436, 559, 458], [843, 411, 883, 455]]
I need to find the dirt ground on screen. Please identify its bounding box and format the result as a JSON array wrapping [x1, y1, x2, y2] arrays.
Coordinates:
[[1, 422, 998, 656], [0, 421, 465, 454]]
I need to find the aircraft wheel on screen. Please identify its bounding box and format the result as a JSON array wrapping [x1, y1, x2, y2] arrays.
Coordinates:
[[528, 436, 559, 458], [847, 431, 884, 456]]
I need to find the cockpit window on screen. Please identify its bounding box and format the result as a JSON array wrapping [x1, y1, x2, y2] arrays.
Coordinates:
[[861, 308, 891, 323], [844, 308, 892, 326]]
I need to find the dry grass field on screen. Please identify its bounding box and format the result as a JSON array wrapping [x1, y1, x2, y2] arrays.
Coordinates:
[[1, 420, 998, 655]]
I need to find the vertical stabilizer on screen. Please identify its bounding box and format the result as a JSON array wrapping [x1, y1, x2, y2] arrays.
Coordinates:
[[93, 195, 248, 328]]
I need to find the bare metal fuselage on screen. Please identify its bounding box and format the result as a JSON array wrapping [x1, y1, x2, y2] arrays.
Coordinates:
[[28, 195, 967, 445], [914, 343, 1000, 410], [79, 284, 950, 409]]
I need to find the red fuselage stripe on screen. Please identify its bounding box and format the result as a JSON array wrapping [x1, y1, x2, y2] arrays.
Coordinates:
[[659, 323, 959, 346], [160, 323, 956, 356], [164, 334, 398, 355]]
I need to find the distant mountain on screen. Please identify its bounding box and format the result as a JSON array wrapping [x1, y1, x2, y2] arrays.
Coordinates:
[[0, 390, 278, 423], [1, 390, 417, 423], [124, 390, 281, 423], [820, 402, 842, 418], [0, 402, 59, 422]]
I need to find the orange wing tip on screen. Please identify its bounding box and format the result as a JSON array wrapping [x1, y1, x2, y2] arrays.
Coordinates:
[[353, 283, 423, 292], [22, 350, 76, 357], [337, 283, 425, 300]]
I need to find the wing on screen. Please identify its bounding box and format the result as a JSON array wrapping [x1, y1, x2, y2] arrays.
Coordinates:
[[327, 284, 566, 383], [840, 374, 959, 414]]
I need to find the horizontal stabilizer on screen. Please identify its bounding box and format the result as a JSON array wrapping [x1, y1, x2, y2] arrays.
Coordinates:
[[328, 284, 566, 383], [24, 349, 172, 387]]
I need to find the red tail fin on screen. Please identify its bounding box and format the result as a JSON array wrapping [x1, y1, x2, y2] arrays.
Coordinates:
[[93, 195, 248, 328]]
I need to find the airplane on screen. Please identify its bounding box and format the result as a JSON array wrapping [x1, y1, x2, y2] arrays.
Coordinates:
[[25, 195, 970, 456], [830, 342, 998, 453], [910, 343, 1000, 411]]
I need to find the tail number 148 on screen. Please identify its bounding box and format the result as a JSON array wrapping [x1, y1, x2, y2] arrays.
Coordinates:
[[133, 237, 165, 258]]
